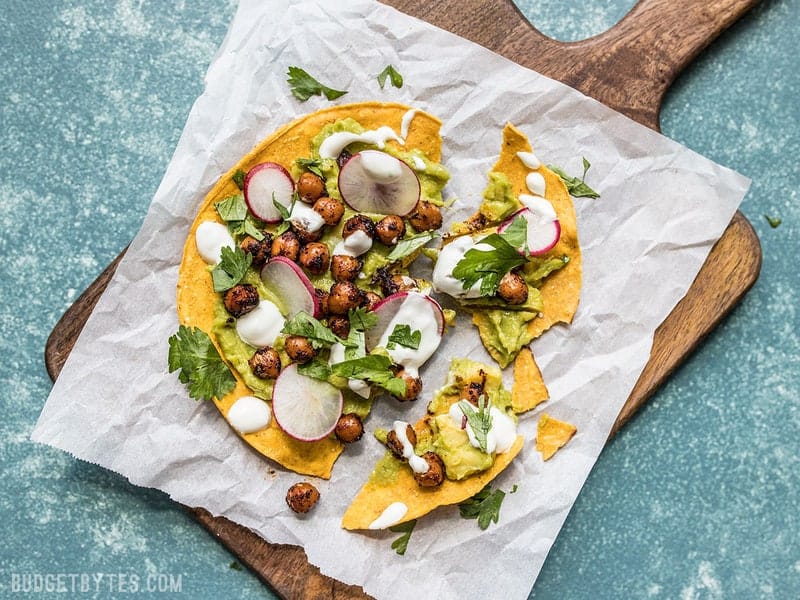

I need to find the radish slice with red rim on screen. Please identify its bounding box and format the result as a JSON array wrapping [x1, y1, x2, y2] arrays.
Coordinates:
[[338, 150, 420, 215], [244, 162, 295, 223], [260, 256, 320, 318], [271, 364, 343, 442], [498, 207, 561, 257]]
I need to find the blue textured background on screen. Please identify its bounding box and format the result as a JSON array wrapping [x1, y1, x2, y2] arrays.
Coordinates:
[[2, 1, 797, 598]]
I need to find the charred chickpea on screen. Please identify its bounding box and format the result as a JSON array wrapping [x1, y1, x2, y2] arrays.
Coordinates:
[[392, 368, 422, 402], [248, 347, 281, 379], [270, 230, 300, 262], [460, 380, 486, 406], [375, 215, 406, 246], [327, 315, 350, 339], [342, 214, 376, 240], [497, 271, 528, 305], [314, 288, 330, 317], [239, 233, 272, 268], [330, 254, 362, 282], [223, 283, 259, 318], [284, 335, 317, 364], [361, 291, 382, 312], [296, 172, 325, 203], [336, 150, 352, 169], [286, 482, 320, 513], [334, 413, 364, 443], [413, 452, 445, 488], [386, 424, 417, 460], [328, 281, 364, 315], [292, 224, 324, 244], [407, 201, 443, 232], [391, 274, 418, 293], [312, 196, 345, 226], [298, 242, 330, 276]]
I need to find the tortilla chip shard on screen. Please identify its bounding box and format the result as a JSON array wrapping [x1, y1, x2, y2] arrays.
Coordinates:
[[511, 347, 549, 413], [535, 413, 577, 461]]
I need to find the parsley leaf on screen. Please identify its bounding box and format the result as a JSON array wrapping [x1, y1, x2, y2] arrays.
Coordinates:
[[273, 192, 296, 222], [211, 246, 252, 292], [348, 307, 378, 332], [286, 66, 348, 102], [458, 396, 493, 453], [215, 194, 264, 241], [458, 484, 507, 530], [386, 231, 437, 262], [764, 214, 782, 228], [377, 65, 403, 89], [547, 157, 600, 198], [330, 355, 406, 397], [168, 326, 236, 401], [296, 157, 325, 179], [389, 519, 416, 555], [498, 214, 528, 251], [232, 169, 246, 190], [386, 324, 421, 350], [452, 233, 526, 296], [298, 358, 333, 381], [282, 311, 352, 350]]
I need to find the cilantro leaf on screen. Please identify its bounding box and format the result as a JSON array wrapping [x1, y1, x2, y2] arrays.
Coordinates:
[[348, 307, 378, 332], [764, 214, 782, 228], [389, 519, 416, 555], [452, 234, 526, 297], [330, 355, 406, 397], [211, 246, 252, 292], [282, 311, 352, 350], [215, 194, 264, 241], [458, 484, 507, 530], [273, 192, 295, 222], [377, 65, 403, 90], [386, 231, 437, 262], [458, 396, 493, 454], [498, 214, 528, 251], [287, 66, 347, 102], [386, 324, 421, 350], [296, 158, 325, 179], [168, 326, 236, 401], [298, 358, 332, 381], [232, 169, 246, 190], [547, 157, 600, 198]]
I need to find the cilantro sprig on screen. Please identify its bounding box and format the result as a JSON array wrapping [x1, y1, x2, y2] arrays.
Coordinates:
[[330, 355, 406, 397], [168, 326, 236, 401], [282, 311, 352, 350], [458, 396, 493, 453], [452, 232, 526, 297], [215, 194, 264, 240], [386, 324, 421, 350], [287, 66, 347, 102], [377, 65, 403, 89], [458, 484, 508, 530], [389, 519, 416, 555], [386, 231, 437, 262], [211, 246, 252, 292], [348, 307, 378, 332], [296, 157, 324, 179], [548, 157, 600, 198]]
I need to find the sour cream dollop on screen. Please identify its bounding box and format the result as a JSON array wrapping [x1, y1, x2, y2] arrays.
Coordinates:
[[235, 300, 285, 347], [449, 402, 517, 455], [318, 126, 402, 160], [525, 171, 546, 197], [432, 236, 493, 299], [519, 194, 557, 221], [516, 150, 541, 169], [333, 229, 373, 257], [288, 202, 325, 233], [368, 501, 408, 530], [376, 292, 441, 377], [227, 396, 271, 434], [195, 221, 234, 265], [361, 150, 403, 183]]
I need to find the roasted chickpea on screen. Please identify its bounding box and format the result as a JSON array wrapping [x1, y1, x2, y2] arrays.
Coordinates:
[[375, 215, 406, 246], [223, 283, 259, 318], [334, 413, 364, 443], [361, 291, 382, 312], [391, 274, 418, 293], [270, 230, 300, 262], [284, 335, 317, 364], [286, 482, 320, 513], [386, 423, 417, 460], [392, 368, 422, 402], [248, 347, 281, 379], [342, 214, 376, 240], [497, 271, 528, 305], [312, 196, 345, 226], [314, 288, 330, 317], [330, 254, 362, 282], [460, 375, 486, 406], [328, 281, 363, 315], [298, 242, 330, 276], [413, 452, 445, 487], [327, 315, 350, 339], [407, 201, 442, 231], [292, 224, 324, 244], [296, 172, 325, 203], [239, 233, 272, 268]]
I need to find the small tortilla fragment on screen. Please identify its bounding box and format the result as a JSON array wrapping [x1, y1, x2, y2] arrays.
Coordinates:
[[536, 413, 577, 461], [511, 347, 549, 413]]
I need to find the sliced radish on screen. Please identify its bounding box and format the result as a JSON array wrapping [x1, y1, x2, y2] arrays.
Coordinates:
[[498, 207, 561, 257], [243, 162, 295, 223], [338, 150, 420, 215], [365, 292, 444, 375], [260, 256, 319, 318], [271, 364, 343, 442]]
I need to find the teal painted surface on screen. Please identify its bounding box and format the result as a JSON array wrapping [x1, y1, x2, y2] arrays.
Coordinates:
[[1, 1, 796, 598]]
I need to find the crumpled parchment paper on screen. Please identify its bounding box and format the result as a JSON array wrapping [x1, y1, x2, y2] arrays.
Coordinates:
[[33, 1, 750, 598]]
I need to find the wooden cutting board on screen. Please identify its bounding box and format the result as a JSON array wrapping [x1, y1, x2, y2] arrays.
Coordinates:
[[44, 0, 762, 597]]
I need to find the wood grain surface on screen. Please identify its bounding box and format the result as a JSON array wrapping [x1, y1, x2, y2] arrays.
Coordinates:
[[44, 0, 762, 598]]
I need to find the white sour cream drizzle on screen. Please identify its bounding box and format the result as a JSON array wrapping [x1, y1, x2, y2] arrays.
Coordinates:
[[368, 501, 409, 530], [519, 194, 557, 221], [333, 229, 373, 257], [400, 109, 417, 141], [376, 292, 441, 377], [288, 202, 325, 233], [227, 396, 271, 434], [525, 171, 546, 197], [318, 127, 402, 160], [328, 342, 371, 399], [195, 221, 235, 265], [516, 150, 541, 169], [392, 420, 429, 474], [449, 402, 517, 455], [235, 300, 285, 347], [432, 236, 493, 299]]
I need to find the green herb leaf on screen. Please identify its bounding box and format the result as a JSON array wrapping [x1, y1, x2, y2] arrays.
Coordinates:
[[458, 396, 493, 454], [229, 561, 243, 571], [458, 484, 507, 530], [764, 214, 782, 228], [452, 233, 526, 297], [386, 324, 421, 350], [168, 326, 236, 401], [296, 158, 325, 179], [386, 231, 437, 262], [287, 66, 348, 102], [348, 307, 378, 332], [377, 65, 403, 90], [232, 169, 246, 190], [298, 358, 333, 381], [389, 519, 416, 555], [211, 246, 252, 292], [547, 158, 600, 198], [282, 311, 352, 350], [498, 214, 528, 250], [273, 192, 295, 222], [215, 194, 264, 241], [330, 355, 406, 397]]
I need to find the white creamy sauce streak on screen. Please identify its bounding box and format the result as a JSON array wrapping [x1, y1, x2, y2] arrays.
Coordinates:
[[392, 421, 429, 474], [235, 300, 285, 347], [449, 403, 517, 455], [376, 292, 441, 378], [368, 501, 409, 530], [195, 221, 235, 265], [318, 127, 402, 160], [400, 108, 417, 141], [516, 150, 541, 170], [227, 396, 271, 434], [333, 229, 373, 257]]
